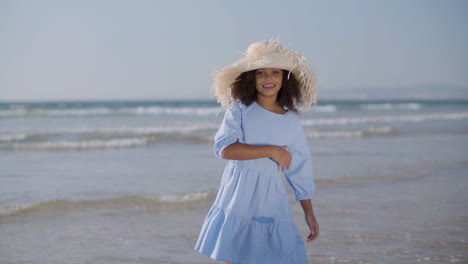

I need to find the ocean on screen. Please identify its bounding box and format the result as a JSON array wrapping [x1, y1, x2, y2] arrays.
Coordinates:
[[0, 99, 467, 264]]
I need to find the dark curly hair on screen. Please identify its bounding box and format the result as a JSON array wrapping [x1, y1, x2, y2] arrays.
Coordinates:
[[231, 69, 302, 113]]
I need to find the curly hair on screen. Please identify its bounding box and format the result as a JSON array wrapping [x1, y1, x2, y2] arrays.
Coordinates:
[[230, 69, 302, 113]]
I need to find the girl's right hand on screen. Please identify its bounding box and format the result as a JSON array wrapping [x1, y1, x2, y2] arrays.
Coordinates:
[[270, 146, 292, 172]]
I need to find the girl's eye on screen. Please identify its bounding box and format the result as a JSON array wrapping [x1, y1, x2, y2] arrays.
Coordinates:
[[256, 71, 264, 75]]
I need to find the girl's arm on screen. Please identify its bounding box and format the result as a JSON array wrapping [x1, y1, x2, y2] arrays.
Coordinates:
[[221, 142, 292, 172], [300, 199, 319, 242]]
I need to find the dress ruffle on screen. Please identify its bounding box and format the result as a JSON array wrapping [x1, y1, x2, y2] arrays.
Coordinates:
[[195, 206, 308, 264]]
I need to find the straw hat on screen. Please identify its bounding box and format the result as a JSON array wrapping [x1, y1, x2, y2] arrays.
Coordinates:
[[211, 39, 318, 110]]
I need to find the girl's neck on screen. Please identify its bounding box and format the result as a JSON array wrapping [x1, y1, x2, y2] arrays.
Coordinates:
[[256, 95, 285, 114]]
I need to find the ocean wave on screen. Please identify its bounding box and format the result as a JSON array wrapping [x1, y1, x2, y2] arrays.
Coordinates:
[[0, 106, 220, 118], [0, 126, 396, 149], [312, 104, 337, 112], [0, 122, 218, 145], [121, 106, 219, 116], [0, 108, 28, 117], [0, 126, 397, 150], [360, 103, 422, 111], [91, 124, 219, 135], [305, 126, 396, 139], [302, 112, 468, 126], [8, 138, 150, 150], [12, 123, 217, 136], [0, 189, 217, 218], [28, 124, 218, 137], [3, 134, 213, 151], [0, 133, 28, 142]]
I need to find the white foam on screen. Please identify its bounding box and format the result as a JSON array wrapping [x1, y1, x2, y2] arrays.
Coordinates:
[[39, 108, 113, 116], [0, 109, 27, 117], [11, 137, 149, 150], [0, 106, 220, 117], [121, 106, 219, 116], [312, 104, 337, 113], [144, 190, 213, 203], [0, 203, 35, 217], [2, 123, 218, 138], [302, 112, 468, 126], [0, 133, 27, 142], [0, 123, 219, 150], [0, 189, 217, 217], [93, 124, 219, 135], [360, 103, 422, 111], [305, 126, 394, 139]]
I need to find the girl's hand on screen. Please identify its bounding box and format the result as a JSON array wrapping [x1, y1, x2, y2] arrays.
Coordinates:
[[305, 214, 319, 242], [270, 146, 291, 172]]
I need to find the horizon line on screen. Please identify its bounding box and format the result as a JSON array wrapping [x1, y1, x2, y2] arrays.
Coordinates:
[[2, 96, 468, 103]]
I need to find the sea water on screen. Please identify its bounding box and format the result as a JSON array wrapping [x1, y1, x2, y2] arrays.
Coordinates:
[[0, 99, 467, 263]]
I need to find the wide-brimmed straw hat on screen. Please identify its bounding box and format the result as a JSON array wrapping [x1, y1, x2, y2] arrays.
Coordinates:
[[211, 39, 318, 110]]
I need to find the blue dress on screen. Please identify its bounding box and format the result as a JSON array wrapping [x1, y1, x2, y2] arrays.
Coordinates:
[[195, 101, 316, 264]]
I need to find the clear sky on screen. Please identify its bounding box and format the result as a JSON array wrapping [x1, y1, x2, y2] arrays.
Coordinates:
[[1, 0, 467, 101]]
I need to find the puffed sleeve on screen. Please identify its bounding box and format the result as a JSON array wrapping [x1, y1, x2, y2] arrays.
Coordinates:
[[284, 117, 316, 201], [213, 102, 244, 159]]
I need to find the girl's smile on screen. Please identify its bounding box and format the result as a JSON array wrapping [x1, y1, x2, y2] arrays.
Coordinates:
[[262, 84, 276, 90]]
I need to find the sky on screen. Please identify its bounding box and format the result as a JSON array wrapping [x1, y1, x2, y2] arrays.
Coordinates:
[[1, 0, 467, 101]]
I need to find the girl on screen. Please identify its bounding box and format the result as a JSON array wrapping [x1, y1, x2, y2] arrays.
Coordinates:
[[195, 40, 319, 264]]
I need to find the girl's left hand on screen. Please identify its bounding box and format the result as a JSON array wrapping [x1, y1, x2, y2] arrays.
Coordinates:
[[305, 214, 319, 242]]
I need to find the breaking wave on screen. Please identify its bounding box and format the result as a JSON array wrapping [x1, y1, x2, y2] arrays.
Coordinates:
[[360, 103, 422, 111], [312, 104, 337, 112], [302, 112, 468, 126], [1, 135, 213, 151], [305, 126, 396, 139], [0, 124, 218, 150], [0, 106, 220, 118], [0, 189, 217, 217]]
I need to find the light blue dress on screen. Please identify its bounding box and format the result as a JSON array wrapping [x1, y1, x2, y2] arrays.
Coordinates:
[[195, 101, 315, 264]]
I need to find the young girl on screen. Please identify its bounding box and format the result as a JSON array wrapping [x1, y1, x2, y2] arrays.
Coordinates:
[[195, 40, 319, 264]]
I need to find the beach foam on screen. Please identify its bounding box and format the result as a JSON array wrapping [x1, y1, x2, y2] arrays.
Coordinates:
[[0, 189, 217, 218], [360, 103, 422, 111], [302, 112, 468, 126], [0, 106, 220, 118], [305, 126, 396, 139]]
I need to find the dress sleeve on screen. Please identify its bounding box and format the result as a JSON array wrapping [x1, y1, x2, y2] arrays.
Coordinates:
[[284, 117, 316, 201], [213, 102, 244, 159]]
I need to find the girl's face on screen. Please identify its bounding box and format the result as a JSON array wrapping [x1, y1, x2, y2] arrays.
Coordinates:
[[255, 68, 283, 98]]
